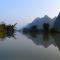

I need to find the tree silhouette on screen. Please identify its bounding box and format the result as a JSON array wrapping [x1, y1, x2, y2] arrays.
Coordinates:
[[29, 25, 38, 33], [43, 23, 49, 33]]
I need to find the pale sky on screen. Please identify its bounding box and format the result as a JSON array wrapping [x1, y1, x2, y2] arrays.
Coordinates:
[[0, 0, 60, 27]]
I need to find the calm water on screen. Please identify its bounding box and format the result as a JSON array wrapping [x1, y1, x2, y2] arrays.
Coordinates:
[[0, 32, 60, 60]]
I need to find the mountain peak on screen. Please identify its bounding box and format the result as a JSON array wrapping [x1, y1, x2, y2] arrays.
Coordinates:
[[44, 15, 48, 17], [44, 15, 51, 19]]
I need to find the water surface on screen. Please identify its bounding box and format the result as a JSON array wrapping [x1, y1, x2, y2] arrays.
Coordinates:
[[0, 32, 60, 60]]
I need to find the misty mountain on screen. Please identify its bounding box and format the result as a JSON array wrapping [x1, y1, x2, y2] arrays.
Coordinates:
[[54, 13, 60, 31], [26, 15, 56, 29]]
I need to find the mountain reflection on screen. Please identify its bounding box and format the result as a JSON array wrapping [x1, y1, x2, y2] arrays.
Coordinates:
[[52, 33, 60, 50], [23, 32, 60, 50]]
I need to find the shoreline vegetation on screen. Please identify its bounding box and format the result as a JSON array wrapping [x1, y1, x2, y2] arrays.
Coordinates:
[[0, 22, 17, 39], [22, 23, 60, 36], [22, 24, 58, 34]]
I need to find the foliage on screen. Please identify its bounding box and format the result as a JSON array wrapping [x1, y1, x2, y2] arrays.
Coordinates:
[[43, 23, 50, 33], [29, 25, 38, 33]]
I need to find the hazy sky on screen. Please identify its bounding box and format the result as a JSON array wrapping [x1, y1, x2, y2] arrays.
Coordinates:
[[0, 0, 60, 27]]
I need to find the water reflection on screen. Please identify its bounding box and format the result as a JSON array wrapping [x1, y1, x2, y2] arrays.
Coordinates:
[[0, 31, 60, 60], [52, 33, 60, 50], [0, 30, 16, 41], [23, 32, 60, 50]]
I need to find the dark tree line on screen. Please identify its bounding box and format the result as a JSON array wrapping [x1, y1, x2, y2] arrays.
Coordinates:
[[23, 22, 57, 34]]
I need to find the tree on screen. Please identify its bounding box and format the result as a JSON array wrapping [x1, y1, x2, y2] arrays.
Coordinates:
[[43, 23, 49, 33], [29, 25, 38, 33]]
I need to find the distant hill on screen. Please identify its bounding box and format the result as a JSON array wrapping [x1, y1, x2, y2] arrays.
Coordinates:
[[54, 13, 60, 31], [25, 15, 56, 29]]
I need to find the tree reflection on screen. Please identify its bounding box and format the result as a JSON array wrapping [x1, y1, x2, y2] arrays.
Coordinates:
[[29, 32, 37, 38], [43, 33, 49, 41], [23, 32, 60, 50], [0, 31, 16, 40], [51, 33, 60, 50]]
